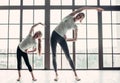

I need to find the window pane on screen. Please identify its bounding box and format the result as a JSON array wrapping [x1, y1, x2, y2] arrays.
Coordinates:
[[23, 0, 33, 5], [111, 0, 120, 5], [23, 25, 32, 38], [9, 39, 19, 53], [0, 25, 8, 38], [0, 10, 8, 23], [0, 40, 7, 53], [10, 0, 20, 5], [100, 0, 111, 5], [23, 10, 33, 23], [35, 0, 45, 5], [0, 54, 7, 69], [77, 25, 86, 38], [113, 55, 120, 67], [88, 54, 98, 69], [87, 0, 97, 5], [67, 42, 73, 53], [9, 25, 20, 38], [10, 10, 20, 24], [103, 40, 112, 53], [34, 10, 45, 24], [87, 10, 98, 23], [112, 11, 120, 23], [113, 25, 120, 38], [75, 0, 86, 5], [34, 54, 44, 69], [50, 0, 61, 5], [102, 25, 112, 38], [102, 11, 111, 23], [8, 54, 17, 69], [76, 54, 87, 69], [87, 25, 98, 38], [50, 10, 61, 23], [62, 0, 72, 5], [56, 54, 62, 69], [88, 40, 98, 53], [76, 40, 86, 53], [113, 40, 120, 53], [0, 0, 8, 5], [103, 54, 112, 67], [62, 54, 72, 69], [50, 54, 53, 69]]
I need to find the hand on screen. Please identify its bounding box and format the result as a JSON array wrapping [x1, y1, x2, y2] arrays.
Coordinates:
[[38, 22, 45, 26], [25, 49, 28, 53], [97, 8, 104, 12], [64, 35, 67, 40]]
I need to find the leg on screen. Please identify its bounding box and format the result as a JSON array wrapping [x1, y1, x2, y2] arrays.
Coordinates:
[[17, 47, 22, 81], [51, 31, 59, 81], [22, 53, 36, 81], [30, 71, 37, 81], [59, 39, 80, 81], [17, 70, 21, 81]]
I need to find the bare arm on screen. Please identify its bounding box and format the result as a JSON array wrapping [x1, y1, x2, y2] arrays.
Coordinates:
[[65, 28, 78, 42], [25, 48, 37, 53], [29, 22, 45, 35], [69, 7, 104, 16]]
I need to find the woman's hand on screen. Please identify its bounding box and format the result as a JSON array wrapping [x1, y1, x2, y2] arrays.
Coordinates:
[[97, 8, 104, 12]]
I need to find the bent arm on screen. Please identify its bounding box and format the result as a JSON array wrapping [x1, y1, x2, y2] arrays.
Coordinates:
[[66, 28, 78, 42], [25, 48, 37, 53], [69, 7, 104, 16]]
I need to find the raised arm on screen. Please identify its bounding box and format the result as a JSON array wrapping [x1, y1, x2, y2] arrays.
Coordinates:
[[69, 7, 104, 16], [29, 22, 45, 35]]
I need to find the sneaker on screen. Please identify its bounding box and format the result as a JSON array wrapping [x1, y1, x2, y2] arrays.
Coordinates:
[[75, 77, 81, 81], [17, 78, 21, 81], [54, 77, 58, 81], [32, 79, 37, 81]]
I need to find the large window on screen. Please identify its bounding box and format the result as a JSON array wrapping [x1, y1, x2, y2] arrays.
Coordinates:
[[0, 0, 120, 70], [102, 11, 120, 68], [0, 0, 45, 69]]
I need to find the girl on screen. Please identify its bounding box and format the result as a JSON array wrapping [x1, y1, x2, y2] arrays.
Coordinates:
[[16, 22, 44, 81]]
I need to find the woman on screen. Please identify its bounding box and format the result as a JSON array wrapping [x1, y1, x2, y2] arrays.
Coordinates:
[[16, 22, 44, 81], [51, 7, 104, 81]]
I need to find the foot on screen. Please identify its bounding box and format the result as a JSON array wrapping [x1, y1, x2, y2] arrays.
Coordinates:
[[32, 78, 37, 81], [75, 76, 80, 81], [54, 76, 58, 81], [17, 78, 21, 81]]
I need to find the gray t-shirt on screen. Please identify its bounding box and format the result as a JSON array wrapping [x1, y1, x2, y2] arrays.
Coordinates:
[[54, 15, 77, 37], [19, 34, 37, 52]]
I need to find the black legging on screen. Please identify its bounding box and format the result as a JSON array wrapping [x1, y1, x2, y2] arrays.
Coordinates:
[[17, 46, 32, 72], [51, 31, 75, 72]]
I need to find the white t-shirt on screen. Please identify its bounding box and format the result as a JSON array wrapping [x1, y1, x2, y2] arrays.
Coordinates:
[[19, 34, 37, 52], [54, 15, 77, 37]]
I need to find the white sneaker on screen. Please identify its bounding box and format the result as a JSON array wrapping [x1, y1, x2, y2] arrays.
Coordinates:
[[75, 77, 81, 81], [54, 76, 58, 81]]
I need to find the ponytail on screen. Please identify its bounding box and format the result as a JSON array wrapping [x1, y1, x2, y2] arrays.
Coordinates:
[[38, 38, 41, 56]]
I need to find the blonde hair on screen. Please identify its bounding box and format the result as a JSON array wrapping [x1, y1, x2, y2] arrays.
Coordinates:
[[38, 38, 41, 55]]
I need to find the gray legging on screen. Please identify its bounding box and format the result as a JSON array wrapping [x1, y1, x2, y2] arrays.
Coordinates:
[[51, 31, 75, 72]]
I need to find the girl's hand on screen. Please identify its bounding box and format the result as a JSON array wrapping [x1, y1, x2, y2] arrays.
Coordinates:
[[25, 49, 28, 53]]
